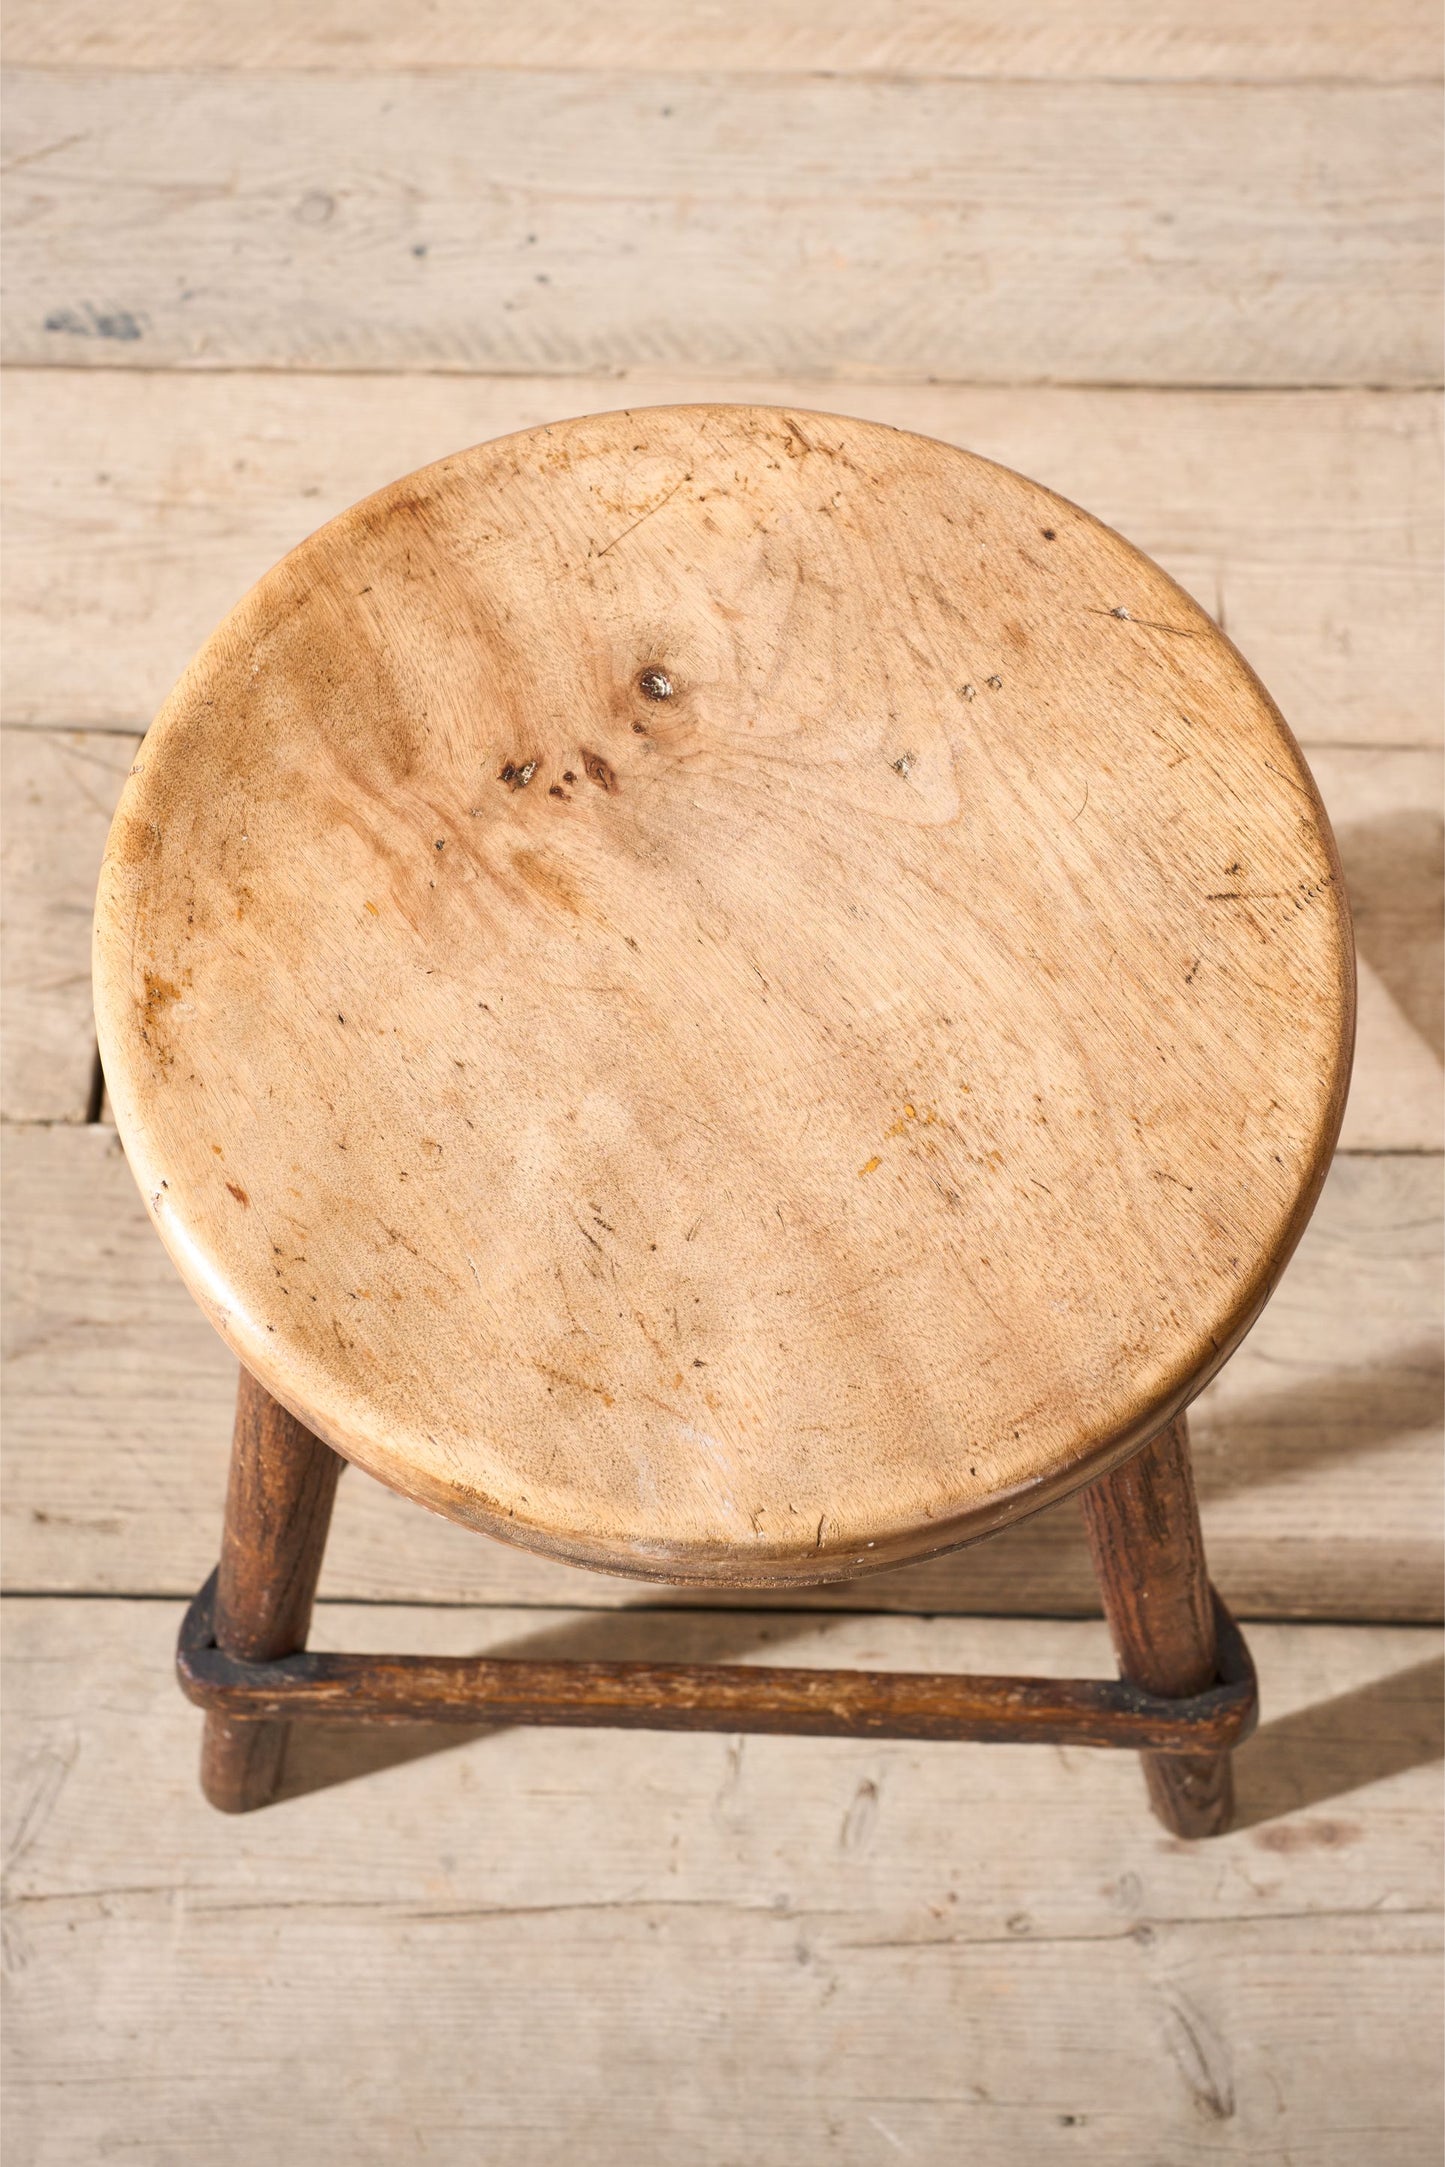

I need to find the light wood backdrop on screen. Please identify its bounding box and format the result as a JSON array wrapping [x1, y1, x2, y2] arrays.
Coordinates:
[[2, 7, 1441, 2163]]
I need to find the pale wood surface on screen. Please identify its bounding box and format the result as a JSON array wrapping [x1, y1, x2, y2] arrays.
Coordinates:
[[9, 727, 1436, 1145], [7, 1128, 1438, 1617], [92, 406, 1353, 1583], [7, 374, 1438, 750], [1313, 746, 1443, 1152], [3, 19, 1440, 2159], [6, 74, 1439, 386], [6, 0, 1437, 80], [0, 729, 137, 1123], [4, 1598, 1441, 2166]]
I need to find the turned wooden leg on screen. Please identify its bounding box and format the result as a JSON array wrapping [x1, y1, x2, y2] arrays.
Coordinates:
[[200, 1366, 344, 1813], [1078, 1413, 1234, 1839]]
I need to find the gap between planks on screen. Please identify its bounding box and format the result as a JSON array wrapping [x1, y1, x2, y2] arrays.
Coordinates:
[[2, 1599, 1440, 2167], [8, 728, 1438, 1149], [4, 373, 1439, 747], [3, 1130, 1439, 1619]]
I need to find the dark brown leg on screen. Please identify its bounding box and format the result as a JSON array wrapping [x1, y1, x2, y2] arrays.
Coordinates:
[[200, 1366, 344, 1813], [1078, 1413, 1234, 1839]]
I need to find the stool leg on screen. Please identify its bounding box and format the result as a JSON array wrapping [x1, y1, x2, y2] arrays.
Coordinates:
[[1077, 1413, 1234, 1839], [200, 1366, 343, 1813]]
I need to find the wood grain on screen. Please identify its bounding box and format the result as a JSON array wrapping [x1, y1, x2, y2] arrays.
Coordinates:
[[6, 0, 1438, 81], [1316, 745, 1443, 1152], [5, 1129, 1436, 1614], [178, 1569, 1258, 1755], [0, 728, 139, 1121], [200, 1368, 343, 1812], [4, 1596, 1441, 2166], [2, 18, 1439, 2155], [8, 728, 1435, 1142], [6, 73, 1438, 385], [6, 374, 1437, 749], [92, 406, 1353, 1583], [1080, 1416, 1234, 1835]]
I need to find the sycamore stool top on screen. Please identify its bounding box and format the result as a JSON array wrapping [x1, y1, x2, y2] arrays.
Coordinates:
[[94, 407, 1354, 1585]]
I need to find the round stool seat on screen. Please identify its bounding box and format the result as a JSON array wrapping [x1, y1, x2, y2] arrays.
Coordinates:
[[94, 406, 1353, 1586]]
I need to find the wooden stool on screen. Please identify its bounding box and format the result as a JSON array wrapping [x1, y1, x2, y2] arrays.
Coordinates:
[[93, 407, 1353, 1840]]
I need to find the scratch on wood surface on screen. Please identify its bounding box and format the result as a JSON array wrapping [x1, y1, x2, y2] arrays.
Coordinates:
[[594, 473, 691, 558], [1161, 1992, 1236, 2121], [3, 1733, 78, 1876], [528, 1358, 615, 1408], [1087, 604, 1199, 637], [1, 131, 90, 174]]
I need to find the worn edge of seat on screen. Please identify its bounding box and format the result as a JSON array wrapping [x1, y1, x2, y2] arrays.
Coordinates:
[[92, 403, 1358, 1587]]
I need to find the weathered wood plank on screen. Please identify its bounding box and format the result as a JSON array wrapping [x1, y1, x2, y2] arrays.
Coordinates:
[[7, 728, 1434, 1143], [4, 1128, 1438, 1617], [3, 1598, 1441, 2166], [4, 372, 1438, 748], [5, 73, 1438, 385], [1309, 746, 1443, 1152], [6, 0, 1437, 82], [0, 729, 139, 1123]]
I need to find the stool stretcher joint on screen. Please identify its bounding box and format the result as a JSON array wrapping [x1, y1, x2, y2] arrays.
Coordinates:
[[177, 1570, 1258, 1756]]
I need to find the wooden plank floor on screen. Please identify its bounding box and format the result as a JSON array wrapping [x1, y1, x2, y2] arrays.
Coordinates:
[[2, 5, 1440, 2161], [4, 1603, 1441, 2166]]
